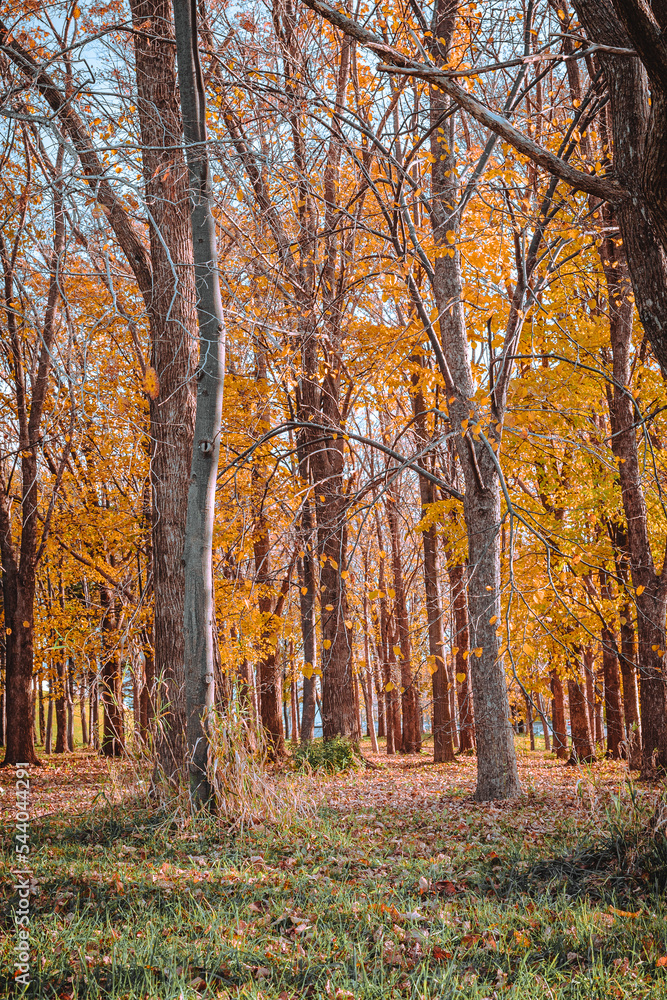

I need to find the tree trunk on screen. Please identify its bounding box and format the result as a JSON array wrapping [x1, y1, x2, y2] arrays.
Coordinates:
[[550, 669, 568, 760], [568, 674, 595, 763], [374, 660, 385, 739], [297, 501, 317, 743], [45, 692, 53, 756], [173, 0, 227, 806], [583, 647, 596, 741], [535, 693, 551, 752], [54, 660, 67, 755], [80, 675, 88, 747], [449, 559, 475, 752], [411, 379, 455, 761], [601, 568, 625, 757], [90, 669, 99, 751], [100, 585, 124, 757], [128, 0, 198, 783], [66, 660, 74, 752], [385, 485, 419, 753], [37, 670, 44, 746], [525, 691, 535, 751], [597, 202, 667, 775], [360, 668, 379, 753]]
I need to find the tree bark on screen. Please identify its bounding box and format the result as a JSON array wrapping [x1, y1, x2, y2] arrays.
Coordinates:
[[568, 673, 596, 763], [129, 0, 199, 782], [172, 0, 226, 807]]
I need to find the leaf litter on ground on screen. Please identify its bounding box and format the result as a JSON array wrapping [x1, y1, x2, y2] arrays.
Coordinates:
[[2, 738, 667, 998]]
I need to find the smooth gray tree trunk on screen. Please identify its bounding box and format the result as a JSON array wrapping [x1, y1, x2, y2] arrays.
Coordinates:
[[172, 0, 225, 808]]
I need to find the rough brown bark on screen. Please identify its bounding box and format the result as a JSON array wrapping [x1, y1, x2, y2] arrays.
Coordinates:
[[130, 0, 198, 782], [568, 672, 596, 763], [595, 202, 667, 774]]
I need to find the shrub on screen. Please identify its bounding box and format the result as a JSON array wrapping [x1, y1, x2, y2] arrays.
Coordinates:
[[292, 736, 362, 774]]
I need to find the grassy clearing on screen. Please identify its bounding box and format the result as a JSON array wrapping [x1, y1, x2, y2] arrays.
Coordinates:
[[2, 740, 667, 998]]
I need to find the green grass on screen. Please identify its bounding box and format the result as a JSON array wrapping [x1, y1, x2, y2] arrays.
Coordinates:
[[2, 744, 667, 998]]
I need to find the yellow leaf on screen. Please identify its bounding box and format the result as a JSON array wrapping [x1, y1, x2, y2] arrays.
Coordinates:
[[325, 604, 334, 611], [609, 906, 640, 918], [302, 662, 314, 680], [393, 645, 402, 657], [22, 621, 30, 628], [301, 587, 308, 595], [5, 628, 11, 635], [320, 495, 325, 502], [143, 366, 160, 400], [323, 639, 331, 649], [637, 585, 645, 595], [387, 587, 396, 598], [385, 681, 395, 692], [474, 647, 483, 657], [379, 550, 386, 559], [345, 620, 352, 629], [451, 646, 459, 656], [489, 615, 498, 624], [462, 650, 469, 660], [329, 558, 338, 569], [456, 672, 466, 683], [341, 570, 349, 579], [368, 590, 379, 600], [513, 930, 530, 948]]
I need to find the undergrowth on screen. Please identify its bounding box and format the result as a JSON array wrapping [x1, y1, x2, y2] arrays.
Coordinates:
[[292, 735, 362, 774]]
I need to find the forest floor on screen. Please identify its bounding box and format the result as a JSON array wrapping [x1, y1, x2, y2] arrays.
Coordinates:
[[1, 738, 667, 999]]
